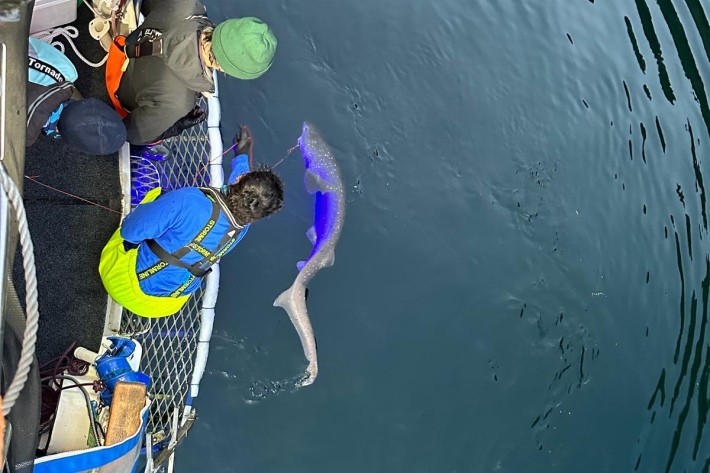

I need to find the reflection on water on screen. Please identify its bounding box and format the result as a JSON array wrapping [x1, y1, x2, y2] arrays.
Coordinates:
[[529, 320, 597, 450], [210, 332, 303, 403], [183, 0, 710, 470], [626, 0, 710, 471]]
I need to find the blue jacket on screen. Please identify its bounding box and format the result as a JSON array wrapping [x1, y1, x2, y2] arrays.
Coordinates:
[[121, 154, 250, 296]]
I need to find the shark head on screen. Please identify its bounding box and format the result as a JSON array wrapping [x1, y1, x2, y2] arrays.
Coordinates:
[[298, 121, 341, 195], [299, 121, 322, 170]]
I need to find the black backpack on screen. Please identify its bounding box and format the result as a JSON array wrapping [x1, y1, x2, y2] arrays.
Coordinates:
[[26, 81, 74, 147]]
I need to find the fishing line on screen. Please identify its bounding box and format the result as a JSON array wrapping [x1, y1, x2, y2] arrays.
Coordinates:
[[273, 144, 298, 169], [191, 124, 255, 186], [25, 175, 122, 215], [27, 125, 297, 214], [191, 142, 237, 186], [245, 124, 255, 170]]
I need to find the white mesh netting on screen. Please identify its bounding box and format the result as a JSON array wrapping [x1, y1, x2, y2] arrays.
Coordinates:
[[120, 96, 215, 444]]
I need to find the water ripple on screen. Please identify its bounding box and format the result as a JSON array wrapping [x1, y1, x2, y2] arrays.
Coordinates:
[[628, 0, 710, 463]]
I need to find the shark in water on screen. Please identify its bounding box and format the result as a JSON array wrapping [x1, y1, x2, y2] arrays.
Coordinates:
[[273, 122, 346, 386]]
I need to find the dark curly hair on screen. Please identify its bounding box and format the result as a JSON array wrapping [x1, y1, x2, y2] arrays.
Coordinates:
[[225, 165, 284, 225]]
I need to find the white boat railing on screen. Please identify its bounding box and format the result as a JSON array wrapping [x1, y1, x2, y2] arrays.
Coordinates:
[[118, 70, 224, 453], [191, 70, 223, 405]]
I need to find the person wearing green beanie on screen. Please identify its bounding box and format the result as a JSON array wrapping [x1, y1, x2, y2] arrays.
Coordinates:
[[112, 0, 277, 146], [210, 17, 277, 80]]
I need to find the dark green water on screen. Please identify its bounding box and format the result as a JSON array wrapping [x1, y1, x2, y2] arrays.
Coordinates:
[[180, 0, 710, 471]]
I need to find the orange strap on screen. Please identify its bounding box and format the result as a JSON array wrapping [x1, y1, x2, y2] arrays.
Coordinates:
[[106, 35, 129, 119]]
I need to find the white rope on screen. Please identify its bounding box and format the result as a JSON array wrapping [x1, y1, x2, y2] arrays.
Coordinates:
[[31, 26, 108, 68], [0, 165, 40, 417]]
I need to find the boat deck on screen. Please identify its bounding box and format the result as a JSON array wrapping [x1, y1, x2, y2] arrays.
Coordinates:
[[9, 5, 221, 462], [13, 5, 122, 364]]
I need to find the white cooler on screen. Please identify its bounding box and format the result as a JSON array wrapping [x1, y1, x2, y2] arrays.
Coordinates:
[[30, 0, 78, 35]]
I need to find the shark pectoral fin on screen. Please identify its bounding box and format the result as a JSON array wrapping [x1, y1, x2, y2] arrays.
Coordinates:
[[306, 226, 317, 245], [305, 170, 329, 194], [297, 260, 307, 271], [323, 249, 335, 268]]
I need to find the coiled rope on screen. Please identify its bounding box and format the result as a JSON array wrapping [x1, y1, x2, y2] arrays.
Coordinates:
[[0, 164, 40, 417], [31, 26, 108, 68]]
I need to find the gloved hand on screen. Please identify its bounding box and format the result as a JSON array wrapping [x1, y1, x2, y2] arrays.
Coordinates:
[[177, 106, 207, 130], [155, 106, 208, 141], [233, 125, 252, 156]]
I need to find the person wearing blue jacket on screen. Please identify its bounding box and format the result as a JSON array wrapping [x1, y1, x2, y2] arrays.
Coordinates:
[[99, 127, 284, 317]]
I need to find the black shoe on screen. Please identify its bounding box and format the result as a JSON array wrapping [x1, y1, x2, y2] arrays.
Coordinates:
[[132, 144, 172, 161]]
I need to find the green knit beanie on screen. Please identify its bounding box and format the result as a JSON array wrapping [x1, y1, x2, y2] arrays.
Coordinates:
[[212, 17, 277, 80]]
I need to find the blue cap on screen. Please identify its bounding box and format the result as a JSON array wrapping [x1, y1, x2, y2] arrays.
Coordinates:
[[58, 98, 127, 155]]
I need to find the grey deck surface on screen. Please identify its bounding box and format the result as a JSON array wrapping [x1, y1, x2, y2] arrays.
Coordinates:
[[13, 5, 122, 364]]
